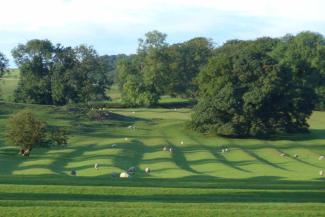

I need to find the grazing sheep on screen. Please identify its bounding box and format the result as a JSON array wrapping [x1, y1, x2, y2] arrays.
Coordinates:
[[280, 153, 286, 157], [22, 149, 30, 157], [94, 163, 99, 170], [225, 148, 229, 152], [180, 141, 184, 145], [127, 125, 133, 129], [125, 137, 128, 141], [221, 149, 225, 153], [294, 154, 298, 158], [132, 111, 135, 114], [70, 170, 77, 176], [145, 168, 150, 173], [127, 166, 136, 174], [112, 144, 117, 148], [174, 108, 177, 111], [320, 170, 324, 176], [120, 172, 129, 178], [169, 147, 174, 153], [319, 156, 324, 160], [163, 146, 167, 151]]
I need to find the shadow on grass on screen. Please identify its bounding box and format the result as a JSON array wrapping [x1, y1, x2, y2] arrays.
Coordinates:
[[1, 191, 325, 203]]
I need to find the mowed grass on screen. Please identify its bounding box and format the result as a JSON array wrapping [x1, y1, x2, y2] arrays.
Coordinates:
[[0, 69, 20, 102], [0, 102, 325, 216]]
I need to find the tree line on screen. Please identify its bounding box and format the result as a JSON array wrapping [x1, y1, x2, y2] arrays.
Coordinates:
[[0, 30, 324, 137]]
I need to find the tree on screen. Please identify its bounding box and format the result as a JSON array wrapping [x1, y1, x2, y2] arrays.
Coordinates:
[[117, 31, 169, 106], [192, 39, 314, 137], [272, 32, 325, 109], [49, 127, 68, 147], [12, 40, 113, 105], [165, 37, 213, 97], [12, 39, 55, 104], [0, 52, 8, 77], [6, 110, 47, 152]]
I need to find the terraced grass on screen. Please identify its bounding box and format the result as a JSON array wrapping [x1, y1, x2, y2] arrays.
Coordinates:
[[0, 103, 325, 216]]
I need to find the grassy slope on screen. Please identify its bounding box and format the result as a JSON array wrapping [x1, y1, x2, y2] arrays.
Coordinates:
[[0, 103, 325, 216], [0, 69, 19, 102]]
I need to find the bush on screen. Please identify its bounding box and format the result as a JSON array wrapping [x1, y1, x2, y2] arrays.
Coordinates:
[[49, 127, 68, 147], [6, 110, 47, 151]]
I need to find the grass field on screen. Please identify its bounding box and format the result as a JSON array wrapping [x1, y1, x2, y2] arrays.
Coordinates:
[[0, 101, 325, 216], [0, 69, 19, 102]]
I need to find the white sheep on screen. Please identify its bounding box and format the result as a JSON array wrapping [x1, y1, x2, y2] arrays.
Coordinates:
[[163, 146, 167, 151], [145, 168, 150, 173], [319, 156, 324, 160], [94, 163, 99, 170], [120, 172, 129, 178], [320, 170, 324, 176]]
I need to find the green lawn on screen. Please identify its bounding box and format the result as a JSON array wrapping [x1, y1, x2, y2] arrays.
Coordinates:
[[0, 69, 20, 101], [0, 102, 325, 216]]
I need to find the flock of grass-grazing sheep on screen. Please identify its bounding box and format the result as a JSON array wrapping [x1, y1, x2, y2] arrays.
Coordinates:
[[68, 109, 325, 178]]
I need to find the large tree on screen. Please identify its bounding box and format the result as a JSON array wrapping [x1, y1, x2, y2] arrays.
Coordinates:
[[12, 40, 112, 105], [0, 52, 8, 77], [165, 37, 213, 97], [192, 38, 315, 137], [12, 39, 54, 104], [117, 31, 168, 106], [272, 32, 325, 109]]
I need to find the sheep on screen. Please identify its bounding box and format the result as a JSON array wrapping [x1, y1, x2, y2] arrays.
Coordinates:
[[180, 141, 184, 145], [94, 163, 99, 170], [319, 156, 324, 160], [120, 172, 129, 178], [145, 168, 151, 173], [132, 111, 135, 114], [320, 170, 324, 176], [70, 170, 77, 176], [124, 137, 128, 141], [294, 154, 298, 158], [169, 147, 174, 153], [280, 153, 286, 157], [127, 166, 136, 174], [225, 148, 229, 152], [163, 146, 167, 151]]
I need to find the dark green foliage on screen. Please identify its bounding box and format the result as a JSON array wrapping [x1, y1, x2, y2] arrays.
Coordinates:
[[0, 52, 8, 77], [12, 40, 113, 105], [192, 39, 315, 137], [117, 31, 213, 106], [6, 110, 47, 150], [117, 31, 168, 106], [272, 32, 325, 110], [166, 37, 213, 97], [49, 127, 68, 147]]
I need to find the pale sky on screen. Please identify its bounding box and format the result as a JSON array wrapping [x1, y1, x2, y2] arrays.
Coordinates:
[[0, 0, 324, 65]]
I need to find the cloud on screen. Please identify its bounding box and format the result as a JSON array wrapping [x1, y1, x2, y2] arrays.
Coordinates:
[[0, 0, 324, 65]]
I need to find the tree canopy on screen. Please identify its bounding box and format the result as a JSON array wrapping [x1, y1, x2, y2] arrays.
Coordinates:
[[12, 40, 113, 105], [191, 38, 315, 137], [117, 31, 213, 106], [0, 52, 8, 77]]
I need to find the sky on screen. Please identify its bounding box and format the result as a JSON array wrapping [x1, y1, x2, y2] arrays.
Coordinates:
[[0, 0, 324, 66]]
